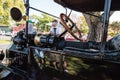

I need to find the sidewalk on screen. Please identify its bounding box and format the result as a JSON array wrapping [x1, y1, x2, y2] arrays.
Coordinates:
[[0, 35, 12, 41]]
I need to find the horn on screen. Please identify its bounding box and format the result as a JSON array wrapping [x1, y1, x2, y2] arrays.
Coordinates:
[[10, 7, 22, 22]]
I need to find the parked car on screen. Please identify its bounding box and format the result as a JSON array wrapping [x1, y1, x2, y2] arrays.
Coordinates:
[[5, 32, 12, 36], [1, 31, 5, 36]]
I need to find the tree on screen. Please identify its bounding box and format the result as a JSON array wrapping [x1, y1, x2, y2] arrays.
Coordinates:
[[110, 21, 120, 35], [79, 16, 88, 33], [70, 14, 88, 33], [0, 0, 25, 26], [83, 12, 114, 41], [30, 13, 54, 32]]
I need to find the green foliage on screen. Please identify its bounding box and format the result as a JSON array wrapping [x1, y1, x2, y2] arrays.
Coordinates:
[[80, 16, 88, 27], [80, 26, 88, 33], [38, 14, 54, 23], [110, 21, 120, 36], [66, 56, 89, 75], [0, 0, 25, 26], [30, 14, 54, 32], [79, 16, 88, 33]]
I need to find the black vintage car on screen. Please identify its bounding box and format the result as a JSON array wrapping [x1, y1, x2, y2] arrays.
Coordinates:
[[0, 0, 120, 80]]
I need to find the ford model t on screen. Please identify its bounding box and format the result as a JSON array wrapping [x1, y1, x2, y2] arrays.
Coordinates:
[[0, 0, 120, 80]]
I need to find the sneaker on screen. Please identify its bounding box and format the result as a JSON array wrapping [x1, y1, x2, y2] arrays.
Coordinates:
[[64, 69, 68, 72]]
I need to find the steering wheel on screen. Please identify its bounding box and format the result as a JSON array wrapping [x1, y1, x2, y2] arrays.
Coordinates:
[[60, 13, 82, 41]]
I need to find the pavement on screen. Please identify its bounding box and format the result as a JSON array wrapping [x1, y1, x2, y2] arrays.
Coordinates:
[[0, 35, 11, 40], [0, 44, 10, 52], [0, 35, 11, 52]]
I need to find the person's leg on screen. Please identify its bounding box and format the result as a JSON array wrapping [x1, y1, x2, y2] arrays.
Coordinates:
[[61, 56, 68, 71], [49, 53, 57, 69], [55, 55, 68, 71], [62, 60, 68, 72]]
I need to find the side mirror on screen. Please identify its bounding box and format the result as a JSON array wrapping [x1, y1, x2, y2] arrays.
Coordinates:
[[10, 7, 22, 22]]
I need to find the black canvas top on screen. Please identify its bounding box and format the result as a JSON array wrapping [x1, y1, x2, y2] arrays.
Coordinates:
[[54, 0, 120, 12]]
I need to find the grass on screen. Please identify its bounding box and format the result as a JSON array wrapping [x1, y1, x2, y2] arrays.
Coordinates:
[[0, 40, 11, 44], [66, 56, 89, 75]]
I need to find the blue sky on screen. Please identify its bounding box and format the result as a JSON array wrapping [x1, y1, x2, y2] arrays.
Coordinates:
[[29, 0, 120, 23], [29, 0, 67, 17], [29, 0, 81, 17]]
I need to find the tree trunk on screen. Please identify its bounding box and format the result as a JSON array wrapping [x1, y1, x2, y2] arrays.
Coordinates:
[[83, 12, 114, 42], [83, 12, 102, 41]]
